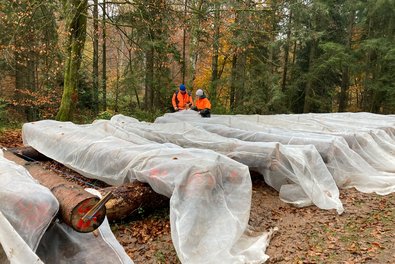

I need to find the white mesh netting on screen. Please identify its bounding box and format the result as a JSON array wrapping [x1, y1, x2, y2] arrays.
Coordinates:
[[15, 111, 395, 264], [155, 111, 395, 195], [110, 114, 343, 212], [0, 150, 133, 264], [22, 120, 275, 264]]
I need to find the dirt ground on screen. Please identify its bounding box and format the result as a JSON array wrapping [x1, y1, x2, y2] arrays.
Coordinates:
[[1, 129, 395, 264]]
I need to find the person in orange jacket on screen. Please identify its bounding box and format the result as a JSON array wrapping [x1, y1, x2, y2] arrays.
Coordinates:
[[192, 89, 211, 117], [172, 84, 193, 111]]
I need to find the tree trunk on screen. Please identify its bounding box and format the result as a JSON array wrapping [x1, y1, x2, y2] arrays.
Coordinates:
[[16, 146, 51, 161], [98, 182, 169, 222], [229, 2, 248, 112], [230, 54, 237, 111], [115, 48, 120, 113], [101, 0, 107, 111], [128, 49, 141, 108], [338, 10, 354, 112], [188, 0, 204, 86], [281, 10, 292, 92], [303, 40, 316, 113], [56, 0, 88, 121], [210, 1, 220, 106], [144, 44, 154, 110], [182, 0, 188, 84], [9, 147, 169, 224], [4, 150, 105, 233], [92, 0, 99, 115]]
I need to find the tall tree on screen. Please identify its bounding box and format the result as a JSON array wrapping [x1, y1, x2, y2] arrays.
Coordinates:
[[182, 0, 188, 84], [188, 0, 207, 86], [209, 0, 220, 107], [281, 7, 293, 93], [101, 0, 107, 111], [92, 0, 99, 114], [229, 0, 249, 112], [56, 0, 88, 121], [338, 6, 355, 112]]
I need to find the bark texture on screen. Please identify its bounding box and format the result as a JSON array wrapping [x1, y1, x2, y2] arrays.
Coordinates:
[[99, 182, 169, 222], [7, 147, 169, 224], [4, 150, 106, 233], [56, 0, 88, 121]]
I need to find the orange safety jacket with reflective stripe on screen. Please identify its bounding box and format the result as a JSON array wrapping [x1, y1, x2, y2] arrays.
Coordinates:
[[172, 90, 193, 110], [195, 97, 211, 110]]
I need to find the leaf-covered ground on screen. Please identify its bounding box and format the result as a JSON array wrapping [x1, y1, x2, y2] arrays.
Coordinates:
[[1, 129, 395, 263]]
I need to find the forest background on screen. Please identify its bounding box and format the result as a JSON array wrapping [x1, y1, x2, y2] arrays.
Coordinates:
[[0, 0, 394, 127]]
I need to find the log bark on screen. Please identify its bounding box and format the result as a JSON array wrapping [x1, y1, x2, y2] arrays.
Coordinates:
[[6, 148, 169, 223], [12, 146, 51, 161], [99, 182, 169, 222], [3, 150, 106, 233]]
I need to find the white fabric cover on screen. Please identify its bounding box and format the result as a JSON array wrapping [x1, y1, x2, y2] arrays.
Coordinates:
[[110, 114, 343, 213], [0, 150, 133, 264], [22, 120, 274, 264], [36, 189, 133, 264], [0, 211, 44, 264], [235, 113, 395, 172], [155, 111, 395, 195], [0, 150, 58, 263]]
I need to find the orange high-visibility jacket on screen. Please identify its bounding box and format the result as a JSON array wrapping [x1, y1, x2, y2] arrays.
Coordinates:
[[195, 97, 211, 110], [172, 91, 193, 110]]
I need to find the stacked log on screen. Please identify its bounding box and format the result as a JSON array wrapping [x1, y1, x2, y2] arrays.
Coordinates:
[[5, 148, 169, 226], [98, 182, 169, 222], [4, 150, 105, 233]]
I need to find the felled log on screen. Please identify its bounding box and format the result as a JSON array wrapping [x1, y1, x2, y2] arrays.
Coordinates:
[[20, 146, 51, 161], [6, 147, 169, 222], [98, 182, 169, 222], [9, 146, 51, 162], [3, 150, 106, 233]]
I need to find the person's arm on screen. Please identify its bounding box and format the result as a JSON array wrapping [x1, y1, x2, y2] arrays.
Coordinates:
[[204, 98, 211, 109], [189, 94, 194, 106], [172, 93, 178, 111], [185, 93, 192, 109]]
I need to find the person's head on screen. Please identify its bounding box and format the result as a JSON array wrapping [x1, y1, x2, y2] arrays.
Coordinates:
[[196, 89, 204, 98], [179, 84, 186, 93]]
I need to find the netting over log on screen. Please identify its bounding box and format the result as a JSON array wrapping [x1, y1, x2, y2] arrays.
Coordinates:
[[0, 150, 133, 264], [5, 151, 106, 233], [22, 120, 275, 264], [155, 111, 395, 195], [110, 114, 343, 213], [235, 113, 395, 172], [0, 150, 58, 263], [20, 111, 395, 263]]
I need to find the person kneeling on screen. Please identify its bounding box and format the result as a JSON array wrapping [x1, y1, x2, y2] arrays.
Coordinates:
[[192, 89, 211, 118]]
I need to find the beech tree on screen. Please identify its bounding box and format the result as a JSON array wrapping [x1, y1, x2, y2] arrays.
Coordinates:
[[56, 0, 88, 121]]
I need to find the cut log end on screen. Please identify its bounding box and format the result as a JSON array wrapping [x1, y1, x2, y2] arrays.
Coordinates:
[[71, 197, 106, 233], [3, 150, 107, 233]]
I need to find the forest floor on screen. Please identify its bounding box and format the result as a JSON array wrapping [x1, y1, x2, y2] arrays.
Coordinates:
[[1, 128, 395, 264]]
